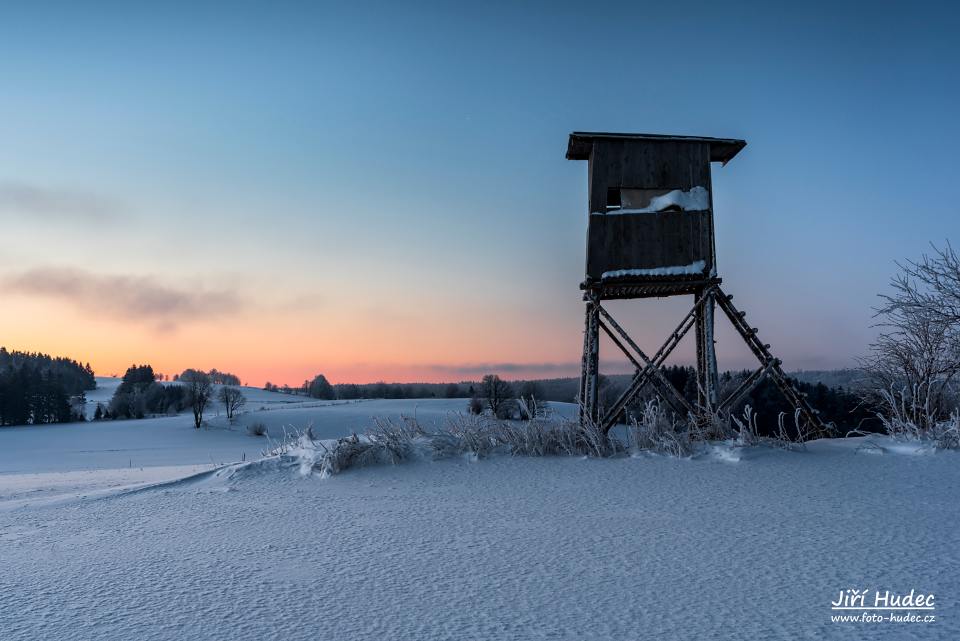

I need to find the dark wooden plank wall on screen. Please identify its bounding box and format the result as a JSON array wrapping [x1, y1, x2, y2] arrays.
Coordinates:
[[586, 212, 713, 279], [585, 140, 716, 280], [587, 140, 712, 212]]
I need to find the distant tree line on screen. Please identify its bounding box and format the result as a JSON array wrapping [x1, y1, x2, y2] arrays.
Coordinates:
[[175, 368, 241, 386], [0, 347, 94, 426], [334, 380, 467, 400], [264, 377, 472, 400]]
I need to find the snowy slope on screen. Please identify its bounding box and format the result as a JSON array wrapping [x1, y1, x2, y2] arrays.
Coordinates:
[[0, 398, 488, 474], [0, 402, 956, 640], [81, 377, 123, 416]]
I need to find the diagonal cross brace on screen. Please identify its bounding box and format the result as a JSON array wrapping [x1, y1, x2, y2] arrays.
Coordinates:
[[598, 319, 692, 418], [598, 317, 692, 431], [597, 287, 716, 432], [596, 312, 695, 418]]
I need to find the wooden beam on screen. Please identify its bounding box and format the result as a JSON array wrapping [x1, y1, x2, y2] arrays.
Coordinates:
[[716, 361, 774, 414], [579, 298, 601, 425], [714, 288, 829, 437]]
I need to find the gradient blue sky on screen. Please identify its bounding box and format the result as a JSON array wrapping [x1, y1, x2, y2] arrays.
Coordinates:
[[1, 0, 958, 384]]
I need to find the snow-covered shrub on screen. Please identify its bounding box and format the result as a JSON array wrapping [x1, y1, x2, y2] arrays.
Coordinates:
[[936, 414, 960, 449], [517, 396, 551, 421], [498, 415, 621, 458], [622, 401, 803, 456], [874, 390, 960, 449], [730, 405, 806, 451], [467, 396, 483, 415], [626, 400, 695, 457], [442, 414, 499, 457], [247, 422, 267, 437], [314, 419, 422, 477], [281, 413, 625, 477], [265, 400, 820, 478]]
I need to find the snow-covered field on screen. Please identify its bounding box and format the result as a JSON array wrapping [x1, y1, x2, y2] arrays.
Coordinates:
[[1, 393, 957, 640]]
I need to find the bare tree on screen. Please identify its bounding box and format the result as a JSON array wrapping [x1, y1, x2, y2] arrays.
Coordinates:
[[887, 242, 960, 326], [218, 386, 247, 421], [184, 371, 213, 429], [862, 243, 960, 428], [478, 374, 515, 419]]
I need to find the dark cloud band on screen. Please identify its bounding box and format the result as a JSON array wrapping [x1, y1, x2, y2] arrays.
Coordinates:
[[2, 266, 242, 331]]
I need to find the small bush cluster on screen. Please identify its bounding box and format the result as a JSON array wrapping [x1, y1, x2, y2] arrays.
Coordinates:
[[870, 387, 960, 449], [106, 365, 190, 419]]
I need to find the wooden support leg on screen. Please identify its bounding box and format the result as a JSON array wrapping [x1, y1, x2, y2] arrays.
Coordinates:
[[578, 303, 591, 419], [695, 287, 719, 416], [580, 297, 601, 426]]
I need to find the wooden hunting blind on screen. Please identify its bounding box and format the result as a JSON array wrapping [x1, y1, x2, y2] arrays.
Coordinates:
[[567, 132, 825, 434]]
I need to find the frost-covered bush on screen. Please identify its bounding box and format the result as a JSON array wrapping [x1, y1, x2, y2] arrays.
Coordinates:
[[626, 401, 696, 457], [729, 405, 807, 451], [879, 414, 960, 449], [247, 421, 267, 437], [935, 415, 960, 449], [623, 400, 804, 456], [263, 401, 816, 478], [497, 415, 620, 457], [467, 396, 483, 415], [873, 389, 960, 449], [517, 396, 550, 421], [269, 413, 624, 477]]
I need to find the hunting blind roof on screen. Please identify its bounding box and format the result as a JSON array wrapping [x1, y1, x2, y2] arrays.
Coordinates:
[[566, 132, 747, 164]]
